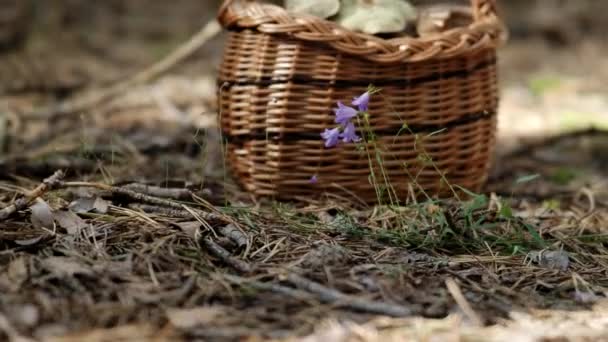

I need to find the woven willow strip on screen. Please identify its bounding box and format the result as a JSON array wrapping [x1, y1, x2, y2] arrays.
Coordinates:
[[218, 0, 506, 63]]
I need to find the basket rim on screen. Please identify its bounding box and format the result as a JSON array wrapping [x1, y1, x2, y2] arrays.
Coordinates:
[[217, 0, 508, 64]]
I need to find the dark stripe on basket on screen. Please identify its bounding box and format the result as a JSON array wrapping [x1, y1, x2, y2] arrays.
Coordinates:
[[218, 58, 495, 89], [223, 110, 495, 144]]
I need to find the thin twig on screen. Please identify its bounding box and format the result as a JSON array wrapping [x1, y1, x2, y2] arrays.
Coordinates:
[[0, 170, 65, 220], [286, 273, 412, 317], [23, 20, 222, 120], [202, 237, 253, 274]]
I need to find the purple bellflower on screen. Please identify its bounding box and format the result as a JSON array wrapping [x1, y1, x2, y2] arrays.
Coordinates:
[[334, 101, 358, 125], [341, 122, 360, 143], [352, 91, 370, 112], [316, 90, 372, 180], [321, 127, 341, 148], [321, 91, 370, 148]]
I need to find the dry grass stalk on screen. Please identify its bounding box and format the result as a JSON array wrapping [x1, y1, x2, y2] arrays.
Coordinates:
[[445, 277, 483, 326]]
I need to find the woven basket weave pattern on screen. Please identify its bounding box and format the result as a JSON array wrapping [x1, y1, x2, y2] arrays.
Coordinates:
[[217, 0, 505, 202]]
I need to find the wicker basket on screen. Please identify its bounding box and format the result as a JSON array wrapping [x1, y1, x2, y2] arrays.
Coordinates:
[[0, 0, 30, 50], [217, 0, 506, 203]]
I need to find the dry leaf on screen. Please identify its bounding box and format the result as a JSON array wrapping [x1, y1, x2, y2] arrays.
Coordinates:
[[53, 210, 88, 235], [14, 235, 46, 246], [336, 0, 417, 35], [285, 0, 340, 19], [68, 196, 109, 214], [68, 197, 95, 213], [30, 199, 54, 230], [92, 197, 110, 214], [172, 221, 201, 240]]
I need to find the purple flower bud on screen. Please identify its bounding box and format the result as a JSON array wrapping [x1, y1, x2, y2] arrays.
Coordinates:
[[334, 101, 358, 125], [352, 91, 370, 112], [321, 127, 341, 148], [309, 175, 318, 184], [341, 122, 360, 143]]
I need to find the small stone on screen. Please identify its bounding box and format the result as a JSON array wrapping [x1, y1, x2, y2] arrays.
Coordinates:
[[336, 0, 417, 35], [285, 0, 340, 19], [529, 250, 570, 271]]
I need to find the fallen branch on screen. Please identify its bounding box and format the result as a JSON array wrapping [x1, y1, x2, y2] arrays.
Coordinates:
[[225, 272, 413, 317], [60, 181, 225, 222], [286, 273, 413, 317], [23, 19, 222, 120], [223, 274, 312, 302], [128, 203, 193, 218], [202, 237, 253, 274], [218, 223, 249, 250], [0, 170, 65, 221], [123, 183, 193, 200]]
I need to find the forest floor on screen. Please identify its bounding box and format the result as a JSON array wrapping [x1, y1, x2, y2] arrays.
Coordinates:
[[1, 2, 608, 341]]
